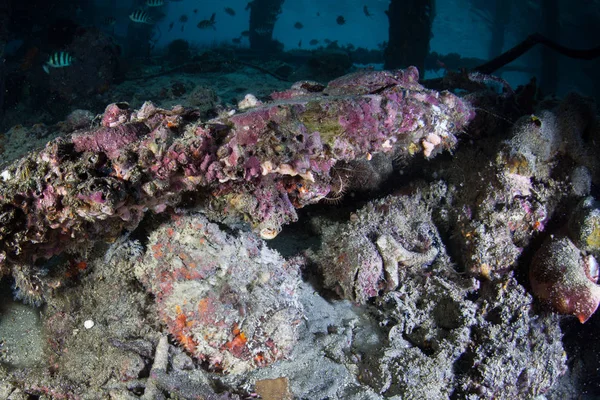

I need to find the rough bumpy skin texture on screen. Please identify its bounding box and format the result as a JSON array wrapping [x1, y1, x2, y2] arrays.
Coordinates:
[[136, 213, 304, 373], [1, 67, 596, 398], [445, 95, 600, 280], [310, 183, 567, 398], [309, 185, 444, 303], [454, 278, 567, 399], [0, 67, 474, 301]]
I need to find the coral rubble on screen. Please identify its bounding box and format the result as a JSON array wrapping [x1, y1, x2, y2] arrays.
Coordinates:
[[442, 94, 600, 281], [308, 181, 566, 398]]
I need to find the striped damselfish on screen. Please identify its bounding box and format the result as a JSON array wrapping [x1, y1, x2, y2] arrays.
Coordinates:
[[129, 9, 153, 24], [43, 51, 74, 74]]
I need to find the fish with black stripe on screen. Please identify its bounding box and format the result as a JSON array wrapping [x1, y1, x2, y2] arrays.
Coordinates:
[[129, 9, 154, 24], [43, 52, 74, 74]]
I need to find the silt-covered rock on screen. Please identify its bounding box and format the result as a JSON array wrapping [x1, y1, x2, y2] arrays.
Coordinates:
[[309, 183, 445, 303]]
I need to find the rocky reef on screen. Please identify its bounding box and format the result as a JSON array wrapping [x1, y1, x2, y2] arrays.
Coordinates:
[[0, 66, 472, 304], [1, 66, 600, 399], [308, 183, 567, 398]]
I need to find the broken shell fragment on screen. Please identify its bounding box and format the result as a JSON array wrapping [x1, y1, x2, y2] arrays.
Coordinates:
[[529, 236, 600, 323], [260, 227, 280, 240]]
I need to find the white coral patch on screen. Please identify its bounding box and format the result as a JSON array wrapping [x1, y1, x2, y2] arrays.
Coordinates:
[[0, 170, 12, 181], [238, 94, 261, 110]]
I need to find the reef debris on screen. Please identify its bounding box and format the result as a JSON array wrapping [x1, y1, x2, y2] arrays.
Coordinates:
[[307, 181, 566, 398], [0, 67, 473, 302], [445, 94, 600, 280], [308, 183, 445, 303]]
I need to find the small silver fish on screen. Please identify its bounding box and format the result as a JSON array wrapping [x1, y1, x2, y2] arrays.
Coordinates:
[[43, 52, 74, 74], [146, 0, 164, 6], [129, 9, 153, 24]]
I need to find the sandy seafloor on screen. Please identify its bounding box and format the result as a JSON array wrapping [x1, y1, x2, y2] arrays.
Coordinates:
[[0, 66, 600, 400]]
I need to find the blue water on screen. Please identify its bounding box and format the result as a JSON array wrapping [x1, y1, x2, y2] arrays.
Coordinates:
[[84, 0, 599, 95]]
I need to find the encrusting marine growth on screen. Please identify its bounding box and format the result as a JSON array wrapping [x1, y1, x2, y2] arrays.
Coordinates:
[[136, 213, 304, 373], [0, 66, 473, 304]]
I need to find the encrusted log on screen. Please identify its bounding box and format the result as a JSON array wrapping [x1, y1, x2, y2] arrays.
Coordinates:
[[0, 67, 473, 287]]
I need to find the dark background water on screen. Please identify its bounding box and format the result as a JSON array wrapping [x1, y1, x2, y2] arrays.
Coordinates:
[[2, 0, 600, 104]]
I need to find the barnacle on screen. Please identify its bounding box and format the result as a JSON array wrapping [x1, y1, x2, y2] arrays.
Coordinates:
[[11, 263, 46, 306], [322, 161, 353, 204], [0, 68, 474, 317], [322, 174, 347, 204]]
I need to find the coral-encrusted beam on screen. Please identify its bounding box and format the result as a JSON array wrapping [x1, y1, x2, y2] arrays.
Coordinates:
[[0, 67, 473, 274]]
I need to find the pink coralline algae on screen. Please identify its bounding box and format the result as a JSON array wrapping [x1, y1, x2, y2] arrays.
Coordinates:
[[100, 102, 133, 128], [322, 67, 423, 96], [72, 122, 149, 159], [136, 213, 303, 373], [0, 67, 473, 299]]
